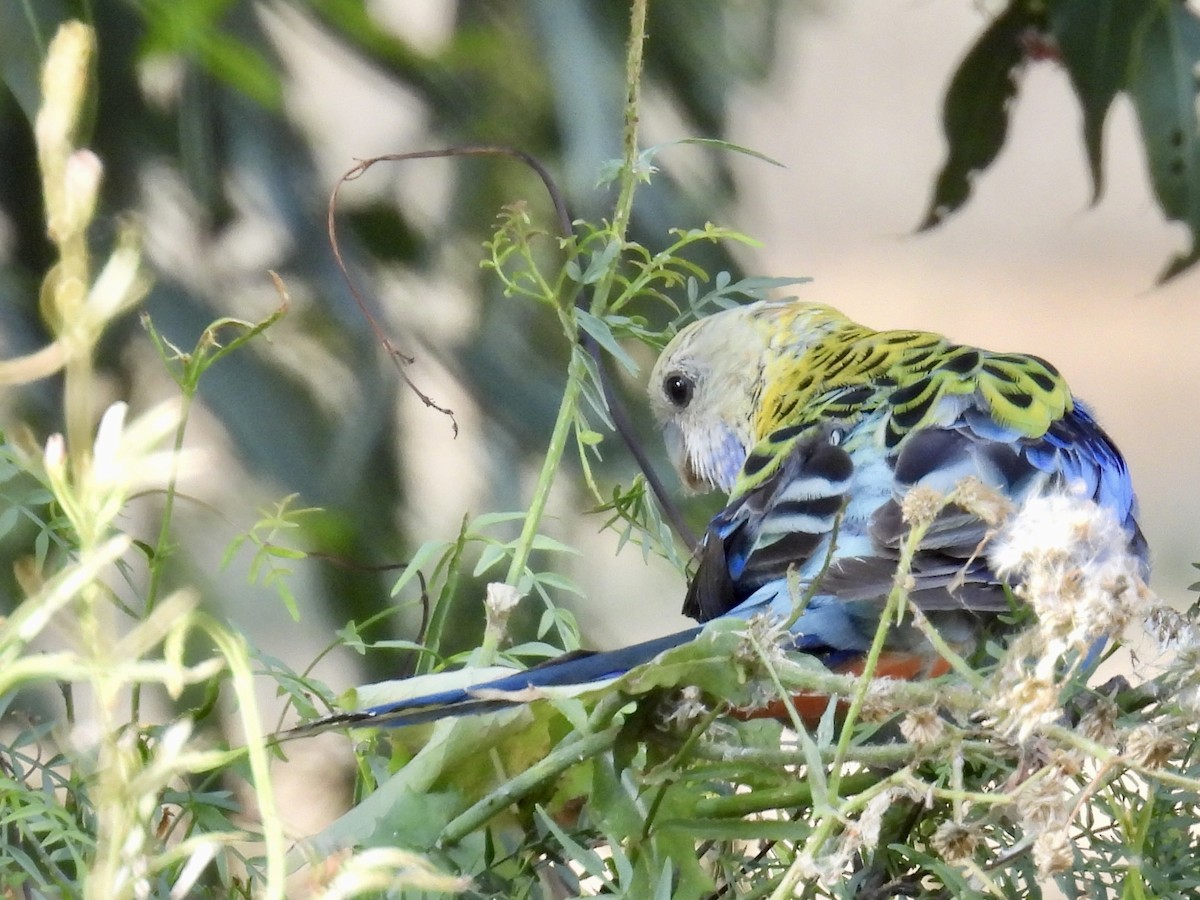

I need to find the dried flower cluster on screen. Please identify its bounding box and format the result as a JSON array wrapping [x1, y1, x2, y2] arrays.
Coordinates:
[[899, 705, 946, 747], [989, 486, 1151, 663], [901, 484, 947, 528], [931, 820, 979, 862], [985, 487, 1154, 742], [1142, 604, 1200, 655]]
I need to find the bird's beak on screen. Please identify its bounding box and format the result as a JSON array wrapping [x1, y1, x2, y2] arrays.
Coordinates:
[[660, 423, 695, 490]]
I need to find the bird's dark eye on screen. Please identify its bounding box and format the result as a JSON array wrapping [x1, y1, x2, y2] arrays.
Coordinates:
[[663, 372, 694, 408]]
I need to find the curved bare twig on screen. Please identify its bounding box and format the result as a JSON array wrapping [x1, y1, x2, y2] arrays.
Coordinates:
[[326, 145, 694, 546]]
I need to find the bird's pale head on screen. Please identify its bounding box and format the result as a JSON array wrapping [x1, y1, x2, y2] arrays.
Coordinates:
[[648, 299, 847, 494]]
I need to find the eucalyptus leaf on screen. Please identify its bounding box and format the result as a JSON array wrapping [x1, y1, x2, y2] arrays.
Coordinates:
[[1050, 0, 1155, 201], [1128, 1, 1200, 280], [577, 308, 641, 376], [921, 4, 1033, 230]]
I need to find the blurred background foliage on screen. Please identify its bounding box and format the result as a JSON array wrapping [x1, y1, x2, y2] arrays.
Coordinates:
[[0, 0, 794, 681], [4, 0, 1200, 714], [4, 2, 1200, 891]]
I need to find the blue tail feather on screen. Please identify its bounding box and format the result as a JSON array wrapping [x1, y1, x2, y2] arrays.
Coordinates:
[[302, 628, 705, 732]]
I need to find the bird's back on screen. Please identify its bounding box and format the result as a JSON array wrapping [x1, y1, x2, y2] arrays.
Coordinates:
[[686, 307, 1146, 639]]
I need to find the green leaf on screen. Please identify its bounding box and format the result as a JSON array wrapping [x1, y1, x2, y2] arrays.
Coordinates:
[[651, 860, 676, 900], [641, 137, 787, 169], [534, 805, 613, 886], [589, 753, 644, 841], [469, 510, 529, 530], [1128, 1, 1200, 280], [472, 541, 507, 576], [389, 538, 448, 597], [139, 0, 282, 109], [616, 620, 757, 704], [575, 348, 616, 430], [1050, 0, 1155, 200], [920, 3, 1033, 230], [262, 543, 305, 560], [0, 504, 19, 540], [529, 533, 581, 555], [576, 309, 640, 376], [578, 238, 622, 285], [533, 570, 586, 597]]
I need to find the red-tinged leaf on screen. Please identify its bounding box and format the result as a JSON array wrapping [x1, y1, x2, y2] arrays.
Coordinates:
[[1128, 2, 1200, 280], [920, 4, 1034, 231], [1050, 0, 1156, 201]]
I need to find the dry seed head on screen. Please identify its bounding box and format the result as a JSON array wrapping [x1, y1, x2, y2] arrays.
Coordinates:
[[1014, 768, 1071, 833], [899, 706, 945, 746], [1032, 828, 1074, 877], [1177, 683, 1200, 718], [1077, 696, 1120, 746], [1124, 723, 1182, 769], [657, 685, 710, 731], [988, 672, 1061, 743], [859, 679, 903, 722], [901, 485, 946, 527], [858, 788, 901, 851], [1047, 748, 1083, 777], [733, 613, 788, 670], [932, 821, 980, 862], [1143, 604, 1200, 654], [483, 582, 523, 644], [853, 785, 922, 852], [953, 476, 1015, 527], [989, 488, 1151, 660], [1171, 645, 1200, 682], [792, 846, 853, 888]]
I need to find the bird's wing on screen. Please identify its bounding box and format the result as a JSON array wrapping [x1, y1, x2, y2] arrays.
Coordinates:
[[682, 421, 854, 622], [684, 352, 1146, 641]]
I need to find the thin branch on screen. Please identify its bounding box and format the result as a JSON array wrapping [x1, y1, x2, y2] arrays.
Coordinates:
[[327, 144, 694, 546]]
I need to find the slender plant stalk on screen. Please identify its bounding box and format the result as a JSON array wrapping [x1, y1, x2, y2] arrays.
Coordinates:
[[491, 0, 651, 662], [439, 723, 622, 844], [496, 361, 585, 610], [609, 0, 648, 246], [132, 391, 193, 720]]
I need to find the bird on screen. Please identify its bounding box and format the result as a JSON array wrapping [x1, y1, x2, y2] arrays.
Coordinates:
[[297, 298, 1147, 733]]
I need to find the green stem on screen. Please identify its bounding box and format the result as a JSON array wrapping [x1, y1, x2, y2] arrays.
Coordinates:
[[609, 0, 648, 245], [689, 737, 995, 770], [826, 518, 930, 799], [490, 0, 649, 663], [486, 357, 586, 664], [202, 619, 286, 900], [63, 346, 94, 490], [502, 358, 583, 598], [132, 390, 193, 720], [825, 580, 906, 800], [585, 0, 648, 321], [438, 722, 622, 844]]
